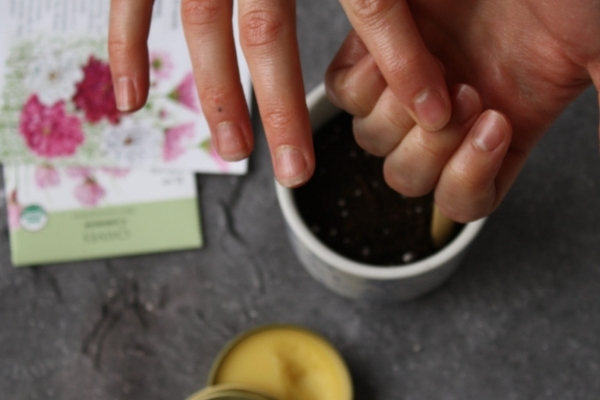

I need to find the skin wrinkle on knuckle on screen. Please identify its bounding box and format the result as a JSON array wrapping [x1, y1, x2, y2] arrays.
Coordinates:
[[444, 163, 493, 205], [348, 0, 394, 26], [239, 8, 285, 49], [381, 103, 412, 133], [353, 131, 388, 157], [412, 130, 447, 160], [352, 115, 396, 156], [384, 52, 423, 88], [343, 85, 369, 116], [382, 159, 416, 195], [180, 0, 222, 28], [107, 37, 139, 62], [262, 106, 296, 134], [201, 86, 236, 114]]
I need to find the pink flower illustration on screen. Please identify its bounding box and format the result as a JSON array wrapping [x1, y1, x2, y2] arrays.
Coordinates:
[[19, 95, 84, 158], [101, 167, 130, 178], [169, 72, 201, 113], [74, 177, 106, 207], [200, 137, 229, 172], [73, 56, 121, 124], [159, 109, 169, 119], [149, 51, 174, 80], [163, 122, 195, 162], [35, 165, 60, 188], [66, 166, 93, 179], [7, 190, 22, 231]]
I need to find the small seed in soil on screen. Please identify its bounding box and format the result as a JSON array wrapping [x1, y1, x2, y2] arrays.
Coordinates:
[[402, 252, 416, 263]]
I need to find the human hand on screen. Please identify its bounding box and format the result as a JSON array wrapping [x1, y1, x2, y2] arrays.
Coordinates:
[[108, 0, 314, 187], [326, 0, 600, 222]]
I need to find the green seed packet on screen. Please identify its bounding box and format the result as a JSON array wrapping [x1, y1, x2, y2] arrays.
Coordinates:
[[4, 164, 202, 266]]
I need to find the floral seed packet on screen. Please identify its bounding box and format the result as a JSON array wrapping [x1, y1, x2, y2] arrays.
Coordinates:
[[0, 0, 251, 174], [4, 164, 203, 266]]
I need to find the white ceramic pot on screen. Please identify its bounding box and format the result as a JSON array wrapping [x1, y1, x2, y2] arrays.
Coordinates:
[[275, 83, 486, 302]]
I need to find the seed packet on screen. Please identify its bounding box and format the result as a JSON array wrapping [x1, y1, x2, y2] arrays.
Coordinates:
[[0, 0, 251, 174], [3, 164, 202, 266]]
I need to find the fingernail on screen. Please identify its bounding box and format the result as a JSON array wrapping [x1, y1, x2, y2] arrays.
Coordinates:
[[453, 85, 480, 124], [413, 88, 450, 131], [473, 111, 507, 152], [116, 77, 136, 111], [274, 145, 310, 188], [215, 122, 249, 161]]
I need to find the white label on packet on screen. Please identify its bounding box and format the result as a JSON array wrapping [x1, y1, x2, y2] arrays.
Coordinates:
[[3, 164, 197, 213]]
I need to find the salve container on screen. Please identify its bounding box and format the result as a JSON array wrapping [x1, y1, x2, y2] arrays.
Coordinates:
[[187, 324, 353, 400], [275, 83, 487, 303]]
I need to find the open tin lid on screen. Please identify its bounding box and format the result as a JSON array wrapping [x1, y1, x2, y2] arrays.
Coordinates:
[[187, 383, 279, 400]]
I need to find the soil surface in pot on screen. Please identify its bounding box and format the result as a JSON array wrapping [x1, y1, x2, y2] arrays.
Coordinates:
[[293, 111, 462, 266]]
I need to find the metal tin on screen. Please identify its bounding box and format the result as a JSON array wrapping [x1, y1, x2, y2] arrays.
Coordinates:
[[187, 383, 278, 400]]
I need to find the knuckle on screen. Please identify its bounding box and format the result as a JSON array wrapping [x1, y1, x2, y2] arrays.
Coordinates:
[[107, 36, 137, 61], [382, 158, 432, 197], [325, 73, 374, 117], [386, 53, 421, 83], [382, 105, 413, 133], [201, 85, 234, 112], [344, 86, 372, 117], [352, 125, 390, 157], [447, 165, 480, 194], [439, 171, 495, 222], [383, 163, 410, 195], [354, 136, 385, 157], [348, 0, 393, 24], [261, 106, 295, 133], [338, 90, 367, 117], [107, 36, 127, 56], [239, 8, 285, 48], [180, 0, 222, 28], [413, 131, 446, 160]]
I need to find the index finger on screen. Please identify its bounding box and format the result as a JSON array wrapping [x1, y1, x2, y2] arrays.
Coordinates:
[[338, 0, 451, 131], [238, 0, 314, 188]]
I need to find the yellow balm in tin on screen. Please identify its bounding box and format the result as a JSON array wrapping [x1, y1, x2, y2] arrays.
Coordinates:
[[206, 325, 353, 400]]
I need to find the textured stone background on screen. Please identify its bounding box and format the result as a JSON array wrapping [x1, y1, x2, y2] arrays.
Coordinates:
[[1, 1, 600, 399]]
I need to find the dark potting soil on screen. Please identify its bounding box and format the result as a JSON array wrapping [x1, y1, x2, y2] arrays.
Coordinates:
[[293, 111, 462, 266]]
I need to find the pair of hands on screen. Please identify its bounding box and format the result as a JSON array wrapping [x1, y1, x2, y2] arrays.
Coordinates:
[[108, 0, 600, 223]]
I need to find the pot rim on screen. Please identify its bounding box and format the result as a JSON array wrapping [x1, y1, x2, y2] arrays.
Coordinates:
[[275, 82, 486, 280]]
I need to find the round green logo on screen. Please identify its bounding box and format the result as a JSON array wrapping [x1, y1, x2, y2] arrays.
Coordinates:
[[20, 205, 49, 232]]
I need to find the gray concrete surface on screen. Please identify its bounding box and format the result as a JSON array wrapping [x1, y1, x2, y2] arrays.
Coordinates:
[[1, 1, 600, 399]]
